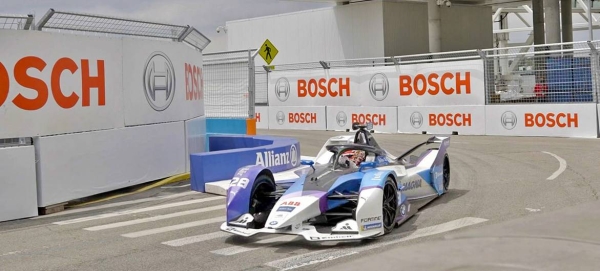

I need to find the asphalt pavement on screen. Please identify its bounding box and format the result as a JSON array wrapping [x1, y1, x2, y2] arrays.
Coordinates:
[[0, 130, 599, 271]]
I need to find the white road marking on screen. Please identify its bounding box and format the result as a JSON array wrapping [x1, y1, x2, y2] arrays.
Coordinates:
[[525, 208, 541, 212], [0, 250, 27, 257], [84, 205, 224, 231], [53, 196, 224, 225], [210, 235, 299, 256], [30, 191, 200, 219], [542, 151, 567, 180], [121, 216, 225, 238], [265, 217, 488, 271], [162, 231, 231, 247]]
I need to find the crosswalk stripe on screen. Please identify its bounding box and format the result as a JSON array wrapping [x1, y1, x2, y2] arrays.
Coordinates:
[[265, 217, 489, 271], [31, 191, 200, 219], [162, 231, 231, 247], [210, 235, 299, 256], [84, 205, 225, 231], [121, 216, 225, 238], [53, 196, 224, 226]]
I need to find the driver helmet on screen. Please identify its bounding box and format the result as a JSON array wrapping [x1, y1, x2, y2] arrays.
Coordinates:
[[341, 149, 366, 166]]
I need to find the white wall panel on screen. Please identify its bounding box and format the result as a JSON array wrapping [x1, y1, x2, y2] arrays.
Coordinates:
[[0, 146, 38, 222], [35, 122, 186, 207], [398, 106, 486, 135], [255, 106, 270, 129], [226, 2, 385, 65], [327, 106, 398, 133], [0, 30, 124, 138], [185, 116, 207, 172], [122, 39, 204, 126], [267, 106, 327, 130]]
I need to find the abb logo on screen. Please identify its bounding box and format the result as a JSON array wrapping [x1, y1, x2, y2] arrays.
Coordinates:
[[280, 201, 301, 206], [185, 63, 203, 101], [0, 56, 105, 110], [298, 78, 350, 98], [352, 113, 386, 125], [255, 112, 261, 122], [400, 72, 471, 96], [289, 112, 316, 124], [525, 113, 578, 128], [429, 113, 472, 127]]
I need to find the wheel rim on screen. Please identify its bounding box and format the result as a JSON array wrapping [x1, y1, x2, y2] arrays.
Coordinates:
[[443, 159, 450, 191], [382, 182, 397, 228]]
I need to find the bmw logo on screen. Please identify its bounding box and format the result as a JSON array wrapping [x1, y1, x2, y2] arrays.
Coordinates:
[[269, 221, 278, 225]]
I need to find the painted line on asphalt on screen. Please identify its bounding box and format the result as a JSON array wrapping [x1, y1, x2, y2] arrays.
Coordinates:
[[211, 235, 300, 256], [162, 231, 232, 247], [265, 217, 488, 271], [121, 216, 225, 238], [31, 191, 200, 219], [84, 205, 224, 231], [542, 151, 567, 180], [161, 184, 191, 189], [53, 196, 224, 225]]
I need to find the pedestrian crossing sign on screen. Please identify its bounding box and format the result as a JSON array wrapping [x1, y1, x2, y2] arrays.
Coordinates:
[[259, 39, 278, 65]]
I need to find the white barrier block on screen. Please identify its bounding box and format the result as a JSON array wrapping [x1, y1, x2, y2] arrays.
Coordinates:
[[267, 106, 327, 130], [0, 146, 38, 222], [327, 106, 398, 133], [398, 106, 486, 135], [486, 103, 598, 138], [255, 106, 269, 129], [35, 122, 186, 207]]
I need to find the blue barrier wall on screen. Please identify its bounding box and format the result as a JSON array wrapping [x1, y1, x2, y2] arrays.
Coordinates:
[[190, 135, 301, 192], [206, 118, 247, 135]]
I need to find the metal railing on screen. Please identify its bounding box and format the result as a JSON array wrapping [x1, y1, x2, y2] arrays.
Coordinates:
[[0, 14, 34, 30]]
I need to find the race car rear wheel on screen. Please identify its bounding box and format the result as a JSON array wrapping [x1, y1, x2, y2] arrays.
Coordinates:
[[443, 155, 450, 192], [249, 174, 276, 229], [382, 177, 398, 234]]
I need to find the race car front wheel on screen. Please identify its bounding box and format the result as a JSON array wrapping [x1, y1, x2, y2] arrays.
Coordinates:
[[249, 174, 276, 229], [382, 177, 398, 234]]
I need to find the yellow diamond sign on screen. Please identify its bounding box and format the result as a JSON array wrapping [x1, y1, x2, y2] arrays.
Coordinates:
[[259, 39, 278, 65]]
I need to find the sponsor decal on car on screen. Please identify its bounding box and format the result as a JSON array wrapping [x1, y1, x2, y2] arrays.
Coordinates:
[[360, 216, 382, 224], [276, 206, 296, 212], [361, 222, 382, 231], [401, 179, 422, 191]]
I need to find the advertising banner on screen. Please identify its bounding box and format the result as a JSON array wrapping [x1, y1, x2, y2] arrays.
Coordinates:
[[255, 106, 269, 129], [398, 106, 486, 135], [0, 30, 124, 138], [122, 39, 204, 126], [267, 59, 485, 107], [485, 103, 597, 138], [326, 106, 398, 133], [267, 106, 327, 130]]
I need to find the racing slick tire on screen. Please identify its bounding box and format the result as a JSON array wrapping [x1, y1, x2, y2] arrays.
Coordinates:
[[443, 155, 450, 193], [249, 174, 276, 229], [382, 176, 398, 234]]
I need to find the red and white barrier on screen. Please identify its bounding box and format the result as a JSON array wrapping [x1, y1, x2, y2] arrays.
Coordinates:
[[326, 106, 398, 133], [486, 104, 597, 138], [255, 106, 270, 129], [397, 106, 486, 135], [267, 59, 485, 107], [267, 106, 327, 130]]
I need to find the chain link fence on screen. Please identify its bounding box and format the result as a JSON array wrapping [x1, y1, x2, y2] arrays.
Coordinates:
[[203, 50, 257, 118], [482, 40, 600, 104]]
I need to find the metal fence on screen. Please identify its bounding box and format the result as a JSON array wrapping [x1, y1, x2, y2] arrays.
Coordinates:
[[202, 50, 258, 118], [248, 39, 600, 106]]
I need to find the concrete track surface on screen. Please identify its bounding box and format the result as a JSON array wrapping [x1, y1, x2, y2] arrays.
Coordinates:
[[1, 129, 600, 271]]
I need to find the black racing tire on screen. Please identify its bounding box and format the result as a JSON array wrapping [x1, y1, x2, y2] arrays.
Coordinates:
[[443, 155, 450, 193], [382, 176, 398, 234], [249, 174, 276, 228]]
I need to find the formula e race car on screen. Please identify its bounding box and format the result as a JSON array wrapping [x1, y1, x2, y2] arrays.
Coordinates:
[[220, 123, 451, 241]]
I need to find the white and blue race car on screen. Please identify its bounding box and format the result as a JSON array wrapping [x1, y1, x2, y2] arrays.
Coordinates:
[[221, 123, 451, 241]]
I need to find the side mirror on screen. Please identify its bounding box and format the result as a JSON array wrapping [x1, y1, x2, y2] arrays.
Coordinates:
[[351, 122, 360, 130], [366, 122, 373, 130], [359, 161, 377, 172]]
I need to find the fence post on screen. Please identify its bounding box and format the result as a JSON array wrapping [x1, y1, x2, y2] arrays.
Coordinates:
[[248, 49, 256, 119], [477, 49, 492, 104], [587, 41, 600, 104]]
